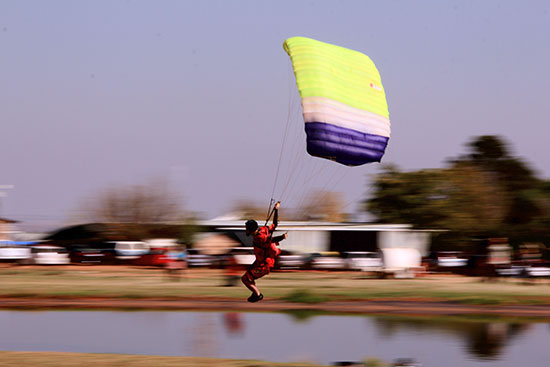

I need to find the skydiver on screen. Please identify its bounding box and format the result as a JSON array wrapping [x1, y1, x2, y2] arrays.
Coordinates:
[[241, 201, 288, 302]]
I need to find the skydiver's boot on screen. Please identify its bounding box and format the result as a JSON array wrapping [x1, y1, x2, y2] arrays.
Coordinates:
[[247, 293, 264, 303]]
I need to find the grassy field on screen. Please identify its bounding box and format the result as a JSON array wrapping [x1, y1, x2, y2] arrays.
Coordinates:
[[0, 265, 549, 305], [0, 351, 331, 367]]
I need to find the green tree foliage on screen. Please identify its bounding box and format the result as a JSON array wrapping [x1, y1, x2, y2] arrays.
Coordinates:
[[366, 163, 507, 233], [366, 165, 449, 228], [178, 215, 204, 248], [459, 135, 546, 235], [366, 135, 550, 244]]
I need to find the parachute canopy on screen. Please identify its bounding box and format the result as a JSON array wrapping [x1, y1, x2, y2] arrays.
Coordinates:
[[283, 37, 390, 166]]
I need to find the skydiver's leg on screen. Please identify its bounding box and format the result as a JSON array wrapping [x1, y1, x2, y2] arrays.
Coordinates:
[[241, 263, 269, 302], [241, 271, 261, 297]]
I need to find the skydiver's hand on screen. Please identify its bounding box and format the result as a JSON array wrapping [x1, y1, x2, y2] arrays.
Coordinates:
[[274, 201, 281, 210], [282, 232, 288, 240]]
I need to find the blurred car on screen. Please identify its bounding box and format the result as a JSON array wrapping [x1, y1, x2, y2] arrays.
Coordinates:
[[186, 248, 216, 267], [134, 247, 170, 267], [275, 249, 305, 270], [227, 247, 255, 266], [495, 259, 550, 278], [342, 251, 383, 271], [495, 265, 526, 277], [113, 241, 149, 261], [31, 245, 70, 265], [332, 362, 364, 366], [437, 251, 468, 268], [70, 245, 116, 264], [0, 246, 31, 263], [305, 252, 345, 270], [392, 358, 422, 367], [526, 263, 550, 277]]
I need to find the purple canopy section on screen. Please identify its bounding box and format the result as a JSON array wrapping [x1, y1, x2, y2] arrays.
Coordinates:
[[305, 122, 389, 166]]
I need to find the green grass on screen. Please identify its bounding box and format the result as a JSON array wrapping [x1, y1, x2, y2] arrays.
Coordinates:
[[0, 266, 550, 307], [454, 296, 505, 305], [281, 289, 330, 304]]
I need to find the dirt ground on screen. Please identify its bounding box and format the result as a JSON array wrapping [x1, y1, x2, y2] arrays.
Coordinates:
[[1, 265, 550, 317], [2, 295, 550, 318], [0, 351, 327, 367]]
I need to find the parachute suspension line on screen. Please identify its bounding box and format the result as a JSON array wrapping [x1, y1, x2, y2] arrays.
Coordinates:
[[279, 124, 316, 205], [268, 107, 291, 209], [277, 37, 392, 220], [317, 168, 351, 210], [341, 192, 365, 214], [339, 168, 376, 215], [267, 62, 297, 220], [277, 107, 347, 214], [278, 129, 308, 202], [294, 164, 350, 216], [264, 201, 277, 226], [274, 105, 354, 219], [265, 198, 275, 225], [286, 158, 324, 209], [278, 98, 314, 205], [274, 101, 350, 214], [319, 166, 350, 198]]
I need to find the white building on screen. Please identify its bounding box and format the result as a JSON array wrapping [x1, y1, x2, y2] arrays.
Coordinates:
[[203, 220, 433, 256]]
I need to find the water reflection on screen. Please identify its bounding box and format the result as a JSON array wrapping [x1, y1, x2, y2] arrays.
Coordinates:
[[281, 309, 325, 322], [191, 313, 219, 359], [468, 323, 526, 360], [0, 310, 547, 366], [372, 317, 529, 360], [223, 313, 244, 336]]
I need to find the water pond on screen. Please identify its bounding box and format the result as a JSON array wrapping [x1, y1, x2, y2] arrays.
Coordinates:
[[0, 310, 548, 366]]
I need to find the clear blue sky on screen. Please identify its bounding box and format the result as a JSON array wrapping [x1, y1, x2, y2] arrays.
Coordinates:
[[1, 1, 549, 226]]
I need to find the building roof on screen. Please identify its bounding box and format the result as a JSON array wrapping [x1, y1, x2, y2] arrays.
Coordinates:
[[202, 220, 416, 232], [0, 217, 18, 224], [193, 233, 240, 255], [44, 222, 186, 244]]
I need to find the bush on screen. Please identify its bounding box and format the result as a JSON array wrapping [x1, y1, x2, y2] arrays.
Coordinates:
[[281, 289, 329, 304]]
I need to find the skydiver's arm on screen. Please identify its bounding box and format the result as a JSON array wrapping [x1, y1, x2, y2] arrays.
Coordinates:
[[273, 201, 280, 229], [273, 208, 278, 229], [272, 232, 288, 243]]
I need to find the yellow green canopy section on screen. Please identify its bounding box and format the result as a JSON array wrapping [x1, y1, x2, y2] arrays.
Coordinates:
[[283, 37, 391, 166]]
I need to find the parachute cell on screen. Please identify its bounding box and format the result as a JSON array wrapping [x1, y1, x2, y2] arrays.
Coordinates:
[[283, 37, 391, 166]]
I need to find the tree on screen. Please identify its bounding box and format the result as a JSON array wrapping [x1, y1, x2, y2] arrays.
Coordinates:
[[78, 179, 184, 223], [295, 190, 347, 222], [454, 135, 544, 234], [467, 135, 507, 162], [178, 215, 204, 248], [365, 135, 550, 247], [441, 162, 508, 234], [228, 192, 348, 223], [366, 165, 449, 227], [365, 163, 507, 232], [228, 200, 269, 221]]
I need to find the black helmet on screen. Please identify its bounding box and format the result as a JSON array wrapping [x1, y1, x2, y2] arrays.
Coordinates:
[[245, 219, 258, 232]]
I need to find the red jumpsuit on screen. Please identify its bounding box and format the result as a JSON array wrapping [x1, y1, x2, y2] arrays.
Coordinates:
[[246, 224, 282, 280]]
